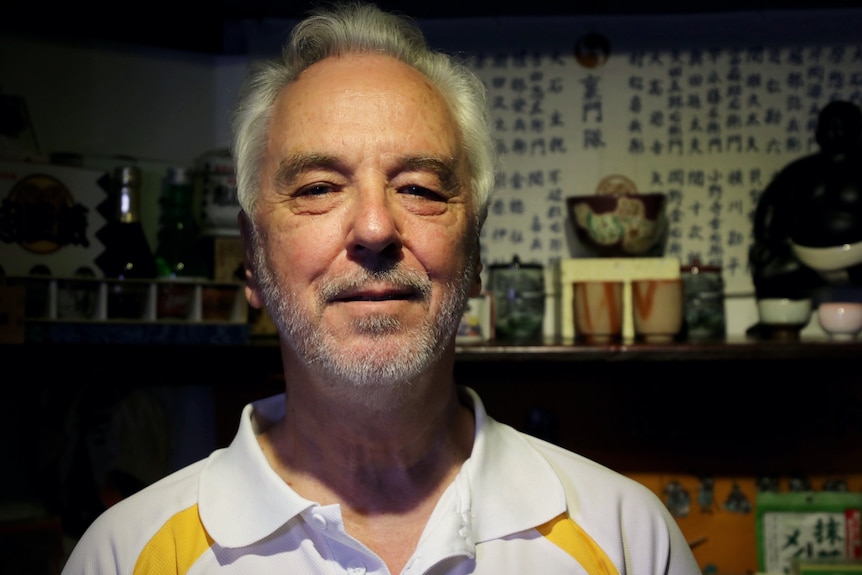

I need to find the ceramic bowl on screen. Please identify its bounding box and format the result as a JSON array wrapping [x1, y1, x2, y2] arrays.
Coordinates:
[[756, 298, 813, 340], [566, 193, 668, 257], [757, 297, 813, 326], [791, 239, 862, 272], [817, 301, 862, 340]]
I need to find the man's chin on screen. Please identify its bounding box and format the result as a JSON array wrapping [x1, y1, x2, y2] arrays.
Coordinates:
[[320, 333, 436, 381], [339, 335, 427, 362]]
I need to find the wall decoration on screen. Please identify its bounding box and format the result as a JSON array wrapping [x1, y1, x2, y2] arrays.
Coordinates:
[[431, 11, 862, 298]]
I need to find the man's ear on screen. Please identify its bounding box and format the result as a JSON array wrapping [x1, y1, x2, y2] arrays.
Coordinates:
[[238, 210, 265, 310], [469, 260, 483, 298]]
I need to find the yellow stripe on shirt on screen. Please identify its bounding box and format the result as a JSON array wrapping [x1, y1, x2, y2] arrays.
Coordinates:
[[537, 513, 620, 575], [133, 504, 214, 575]]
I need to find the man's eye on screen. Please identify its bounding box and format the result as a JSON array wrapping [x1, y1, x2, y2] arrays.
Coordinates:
[[297, 184, 333, 197], [401, 185, 444, 201]]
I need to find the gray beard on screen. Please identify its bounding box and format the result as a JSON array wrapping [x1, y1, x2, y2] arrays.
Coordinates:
[[249, 232, 476, 409]]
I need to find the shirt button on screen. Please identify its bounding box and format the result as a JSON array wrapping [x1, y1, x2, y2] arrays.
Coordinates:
[[310, 513, 328, 530], [347, 561, 366, 575]]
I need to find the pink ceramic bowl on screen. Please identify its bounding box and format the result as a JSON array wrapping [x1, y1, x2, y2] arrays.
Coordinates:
[[817, 302, 862, 340]]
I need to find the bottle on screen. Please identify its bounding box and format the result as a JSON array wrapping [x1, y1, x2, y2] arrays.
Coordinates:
[[154, 167, 208, 319], [95, 166, 157, 318], [154, 167, 208, 279]]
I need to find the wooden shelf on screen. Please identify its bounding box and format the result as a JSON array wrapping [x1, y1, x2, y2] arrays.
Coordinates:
[[450, 337, 862, 476], [3, 335, 861, 493], [5, 336, 861, 369], [455, 336, 862, 362]]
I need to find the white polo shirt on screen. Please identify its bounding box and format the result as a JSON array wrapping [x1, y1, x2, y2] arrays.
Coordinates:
[[62, 387, 700, 575]]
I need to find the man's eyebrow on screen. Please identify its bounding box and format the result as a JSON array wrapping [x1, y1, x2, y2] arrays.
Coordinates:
[[400, 156, 462, 192], [273, 153, 344, 187]]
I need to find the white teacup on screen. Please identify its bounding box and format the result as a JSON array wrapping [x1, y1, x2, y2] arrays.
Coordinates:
[[757, 297, 812, 327], [756, 297, 813, 340]]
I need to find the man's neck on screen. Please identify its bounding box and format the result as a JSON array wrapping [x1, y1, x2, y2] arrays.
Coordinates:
[[256, 374, 474, 573], [257, 370, 475, 511]]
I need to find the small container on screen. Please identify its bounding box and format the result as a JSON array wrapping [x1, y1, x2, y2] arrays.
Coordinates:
[[196, 150, 240, 236], [456, 293, 493, 343], [681, 259, 726, 340], [202, 284, 241, 321], [632, 278, 684, 343], [572, 280, 623, 343], [107, 280, 152, 320], [12, 272, 52, 319], [817, 301, 862, 340], [489, 256, 545, 341], [156, 280, 197, 320], [57, 269, 99, 320]]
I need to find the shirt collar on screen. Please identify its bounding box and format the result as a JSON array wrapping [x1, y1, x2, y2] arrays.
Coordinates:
[[199, 394, 314, 547], [199, 388, 567, 549], [407, 388, 567, 570], [455, 387, 567, 543]]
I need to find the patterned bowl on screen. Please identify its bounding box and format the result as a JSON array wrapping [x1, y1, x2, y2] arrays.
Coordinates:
[[566, 193, 668, 257]]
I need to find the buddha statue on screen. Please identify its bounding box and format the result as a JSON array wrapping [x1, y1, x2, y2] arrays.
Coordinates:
[[749, 100, 862, 301]]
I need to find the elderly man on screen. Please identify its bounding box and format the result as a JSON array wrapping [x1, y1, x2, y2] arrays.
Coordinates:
[[62, 3, 699, 574]]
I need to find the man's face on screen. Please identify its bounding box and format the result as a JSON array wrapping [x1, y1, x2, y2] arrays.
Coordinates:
[[244, 53, 480, 398]]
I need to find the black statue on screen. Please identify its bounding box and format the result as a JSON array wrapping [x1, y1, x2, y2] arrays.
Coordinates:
[[749, 100, 862, 300]]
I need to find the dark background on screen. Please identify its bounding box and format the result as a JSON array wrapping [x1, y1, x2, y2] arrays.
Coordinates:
[[4, 0, 862, 55]]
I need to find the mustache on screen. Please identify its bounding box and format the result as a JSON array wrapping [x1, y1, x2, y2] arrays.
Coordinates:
[[318, 266, 433, 302]]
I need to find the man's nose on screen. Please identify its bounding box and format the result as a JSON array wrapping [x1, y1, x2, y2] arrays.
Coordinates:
[[346, 189, 402, 257]]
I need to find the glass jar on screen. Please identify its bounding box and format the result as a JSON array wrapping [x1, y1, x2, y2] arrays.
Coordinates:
[[680, 258, 726, 340], [489, 255, 545, 341]]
